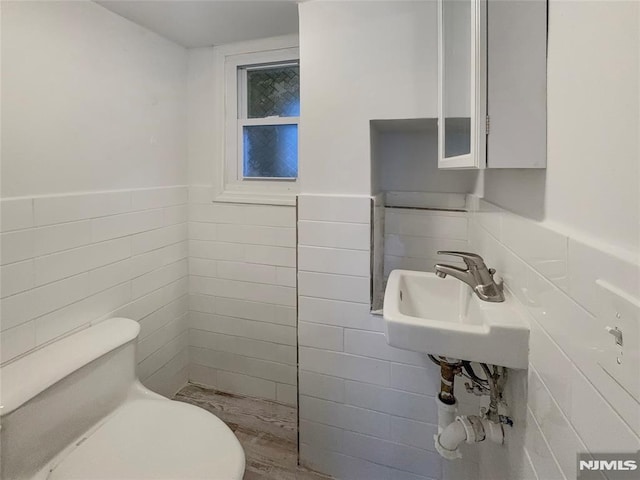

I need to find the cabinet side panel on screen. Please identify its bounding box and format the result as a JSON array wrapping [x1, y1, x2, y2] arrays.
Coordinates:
[[487, 0, 547, 168]]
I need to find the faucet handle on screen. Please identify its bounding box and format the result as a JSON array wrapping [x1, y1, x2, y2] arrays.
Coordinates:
[[437, 251, 487, 269]]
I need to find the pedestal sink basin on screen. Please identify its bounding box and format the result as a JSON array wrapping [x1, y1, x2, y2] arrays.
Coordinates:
[[383, 270, 529, 369]]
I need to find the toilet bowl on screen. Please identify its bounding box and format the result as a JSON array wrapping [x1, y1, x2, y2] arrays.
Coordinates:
[[0, 318, 245, 480]]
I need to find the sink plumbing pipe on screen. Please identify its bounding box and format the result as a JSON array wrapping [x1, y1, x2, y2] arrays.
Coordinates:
[[432, 357, 462, 453], [428, 355, 510, 460], [435, 357, 461, 406]]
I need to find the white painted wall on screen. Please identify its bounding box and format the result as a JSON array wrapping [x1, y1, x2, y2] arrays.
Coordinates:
[[186, 45, 298, 402], [373, 124, 478, 194], [1, 1, 189, 397], [483, 0, 640, 258], [299, 0, 437, 196], [299, 2, 640, 479], [3, 3, 637, 479], [187, 47, 216, 186], [297, 3, 479, 478], [1, 0, 188, 197], [474, 2, 640, 478]]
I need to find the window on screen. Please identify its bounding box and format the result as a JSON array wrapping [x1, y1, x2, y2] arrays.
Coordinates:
[[238, 63, 300, 179], [215, 37, 300, 205]]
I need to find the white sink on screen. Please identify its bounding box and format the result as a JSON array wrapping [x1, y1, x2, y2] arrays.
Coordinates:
[[383, 270, 529, 369]]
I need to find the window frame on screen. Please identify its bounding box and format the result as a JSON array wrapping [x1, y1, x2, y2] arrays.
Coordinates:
[[214, 36, 300, 206]]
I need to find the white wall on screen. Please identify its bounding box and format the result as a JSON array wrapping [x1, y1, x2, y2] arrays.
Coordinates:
[[383, 207, 467, 277], [0, 187, 190, 396], [1, 1, 189, 396], [1, 0, 187, 197], [483, 0, 640, 258], [473, 2, 640, 479], [297, 194, 481, 480], [297, 3, 479, 478], [299, 2, 640, 479], [186, 45, 298, 403], [186, 186, 297, 405], [373, 125, 478, 194], [299, 1, 437, 196], [4, 3, 638, 479], [187, 47, 216, 187], [469, 198, 640, 480]]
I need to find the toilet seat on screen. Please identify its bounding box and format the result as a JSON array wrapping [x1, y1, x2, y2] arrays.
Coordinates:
[[47, 398, 245, 480]]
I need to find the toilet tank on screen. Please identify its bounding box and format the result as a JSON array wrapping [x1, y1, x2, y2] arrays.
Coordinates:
[[0, 318, 140, 480]]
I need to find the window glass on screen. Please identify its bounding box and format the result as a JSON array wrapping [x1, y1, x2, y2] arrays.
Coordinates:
[[240, 63, 299, 179], [247, 66, 300, 118], [243, 124, 298, 178]]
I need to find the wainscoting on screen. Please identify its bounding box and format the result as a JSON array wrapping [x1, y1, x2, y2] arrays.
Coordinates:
[[187, 186, 298, 405], [0, 186, 189, 396]]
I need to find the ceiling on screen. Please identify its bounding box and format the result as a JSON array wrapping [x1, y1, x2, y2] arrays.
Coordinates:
[[96, 0, 299, 48]]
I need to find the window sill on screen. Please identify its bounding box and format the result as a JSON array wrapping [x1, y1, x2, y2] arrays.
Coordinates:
[[213, 190, 297, 207]]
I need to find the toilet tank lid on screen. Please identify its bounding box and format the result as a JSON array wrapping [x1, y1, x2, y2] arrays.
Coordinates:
[[0, 318, 140, 417]]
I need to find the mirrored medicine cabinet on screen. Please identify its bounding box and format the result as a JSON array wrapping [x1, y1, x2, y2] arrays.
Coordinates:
[[438, 0, 547, 169]]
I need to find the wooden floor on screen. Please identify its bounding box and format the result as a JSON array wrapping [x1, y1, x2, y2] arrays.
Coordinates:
[[175, 383, 331, 480]]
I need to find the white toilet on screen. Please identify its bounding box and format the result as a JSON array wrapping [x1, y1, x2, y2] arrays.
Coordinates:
[[0, 318, 245, 480]]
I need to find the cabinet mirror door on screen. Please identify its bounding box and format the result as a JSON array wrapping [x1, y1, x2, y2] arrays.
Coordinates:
[[438, 0, 485, 169]]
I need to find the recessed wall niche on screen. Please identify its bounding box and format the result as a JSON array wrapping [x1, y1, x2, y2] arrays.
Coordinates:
[[370, 118, 479, 311]]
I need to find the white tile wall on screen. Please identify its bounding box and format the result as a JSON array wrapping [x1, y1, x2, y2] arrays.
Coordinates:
[[0, 186, 189, 397], [300, 193, 640, 480], [468, 197, 640, 480], [186, 186, 297, 405], [298, 271, 370, 304], [298, 220, 370, 251], [298, 195, 371, 224], [383, 207, 467, 278], [299, 246, 370, 277], [298, 194, 479, 480], [33, 191, 132, 226], [5, 185, 633, 479], [1, 198, 35, 232]]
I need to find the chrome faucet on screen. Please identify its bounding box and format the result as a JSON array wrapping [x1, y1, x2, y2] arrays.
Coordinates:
[[435, 251, 504, 303]]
